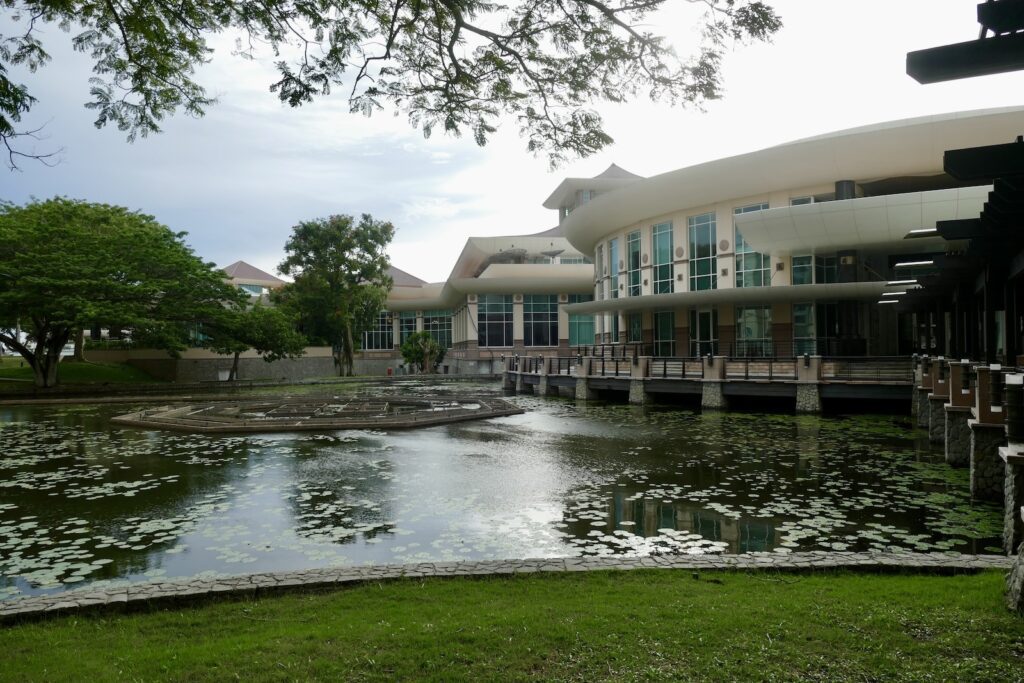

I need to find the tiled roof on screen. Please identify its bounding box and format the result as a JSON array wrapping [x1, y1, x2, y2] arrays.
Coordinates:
[[221, 261, 285, 284]]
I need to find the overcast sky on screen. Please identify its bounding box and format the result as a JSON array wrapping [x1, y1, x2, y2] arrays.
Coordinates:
[[3, 0, 1024, 283]]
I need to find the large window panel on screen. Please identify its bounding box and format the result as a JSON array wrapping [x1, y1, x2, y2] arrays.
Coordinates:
[[523, 294, 558, 347], [654, 311, 675, 357], [423, 309, 452, 349], [477, 294, 513, 347], [363, 310, 393, 350], [568, 294, 595, 347], [608, 238, 620, 299], [688, 212, 717, 292], [627, 230, 641, 296], [734, 203, 769, 289], [652, 222, 674, 294]]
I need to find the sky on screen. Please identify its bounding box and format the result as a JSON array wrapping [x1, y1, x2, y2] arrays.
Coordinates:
[[3, 0, 1024, 283]]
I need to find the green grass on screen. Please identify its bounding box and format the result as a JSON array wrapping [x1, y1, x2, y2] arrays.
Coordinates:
[[3, 570, 1023, 681], [0, 357, 161, 384]]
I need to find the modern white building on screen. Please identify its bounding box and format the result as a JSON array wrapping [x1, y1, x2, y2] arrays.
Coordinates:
[[356, 106, 1024, 373]]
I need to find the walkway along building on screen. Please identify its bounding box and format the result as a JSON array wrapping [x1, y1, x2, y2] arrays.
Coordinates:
[[355, 106, 1024, 374]]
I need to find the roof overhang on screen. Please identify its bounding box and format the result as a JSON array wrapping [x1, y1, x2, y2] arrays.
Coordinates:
[[564, 282, 899, 315], [732, 186, 990, 255], [558, 107, 1024, 255]]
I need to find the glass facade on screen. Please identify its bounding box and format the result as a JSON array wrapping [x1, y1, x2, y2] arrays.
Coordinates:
[[654, 311, 675, 357], [735, 305, 772, 356], [568, 294, 595, 347], [399, 311, 417, 345], [793, 302, 815, 355], [689, 308, 718, 357], [423, 309, 452, 349], [523, 295, 558, 347], [627, 230, 641, 296], [816, 255, 838, 284], [595, 245, 604, 300], [628, 313, 642, 343], [608, 238, 620, 299], [734, 203, 770, 288], [363, 310, 393, 350], [652, 222, 673, 294], [688, 212, 717, 291], [791, 255, 813, 285], [477, 294, 513, 347]]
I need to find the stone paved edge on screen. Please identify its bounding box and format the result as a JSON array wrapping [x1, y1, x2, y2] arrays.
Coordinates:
[[0, 552, 1012, 623]]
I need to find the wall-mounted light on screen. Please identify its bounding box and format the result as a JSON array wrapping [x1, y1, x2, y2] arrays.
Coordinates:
[[904, 228, 939, 239], [894, 260, 934, 268], [887, 279, 917, 285], [881, 291, 906, 296], [877, 300, 899, 304]]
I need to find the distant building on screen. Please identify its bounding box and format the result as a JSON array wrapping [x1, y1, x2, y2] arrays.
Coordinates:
[[222, 261, 286, 298]]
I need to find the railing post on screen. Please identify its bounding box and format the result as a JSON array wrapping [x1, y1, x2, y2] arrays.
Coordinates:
[[1006, 374, 1024, 444], [992, 364, 1005, 410]]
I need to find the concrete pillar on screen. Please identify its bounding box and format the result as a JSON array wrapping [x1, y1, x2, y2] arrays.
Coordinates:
[[502, 371, 515, 392], [575, 357, 597, 400], [943, 406, 971, 466], [915, 389, 930, 428], [628, 379, 649, 405], [538, 357, 558, 397], [927, 396, 947, 443], [795, 383, 821, 413], [701, 381, 725, 410], [969, 419, 1007, 502], [1000, 449, 1024, 555]]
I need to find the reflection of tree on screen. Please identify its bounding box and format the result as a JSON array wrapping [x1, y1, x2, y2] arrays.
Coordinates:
[[0, 405, 257, 589]]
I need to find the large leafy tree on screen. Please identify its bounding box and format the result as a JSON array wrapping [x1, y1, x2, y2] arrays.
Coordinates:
[[0, 1, 781, 167], [0, 197, 246, 387], [203, 302, 308, 381], [276, 213, 393, 376]]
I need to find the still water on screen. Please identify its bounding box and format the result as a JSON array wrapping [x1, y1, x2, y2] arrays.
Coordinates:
[[0, 380, 1003, 599]]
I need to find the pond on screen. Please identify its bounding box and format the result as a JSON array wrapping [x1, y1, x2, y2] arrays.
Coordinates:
[[0, 380, 1003, 599]]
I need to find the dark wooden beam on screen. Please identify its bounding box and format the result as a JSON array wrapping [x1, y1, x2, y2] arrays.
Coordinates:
[[944, 137, 1024, 180], [907, 31, 1024, 83], [978, 0, 1024, 35], [937, 218, 985, 240]]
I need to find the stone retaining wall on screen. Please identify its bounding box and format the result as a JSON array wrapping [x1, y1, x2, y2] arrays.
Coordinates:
[[0, 552, 1011, 622]]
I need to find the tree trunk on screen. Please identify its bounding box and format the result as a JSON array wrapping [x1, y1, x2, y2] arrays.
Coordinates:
[[342, 323, 356, 376], [229, 352, 240, 381], [33, 341, 64, 388], [73, 329, 86, 362]]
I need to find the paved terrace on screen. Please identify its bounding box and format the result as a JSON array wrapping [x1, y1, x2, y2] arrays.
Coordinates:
[[0, 552, 1011, 621]]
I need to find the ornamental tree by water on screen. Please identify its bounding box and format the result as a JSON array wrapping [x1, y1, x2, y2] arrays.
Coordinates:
[[276, 213, 394, 377], [0, 198, 246, 387]]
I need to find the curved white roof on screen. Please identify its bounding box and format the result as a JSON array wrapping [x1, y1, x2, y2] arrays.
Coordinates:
[[733, 186, 990, 255], [559, 106, 1024, 255]]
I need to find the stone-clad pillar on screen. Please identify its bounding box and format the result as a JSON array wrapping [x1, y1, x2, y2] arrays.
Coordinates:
[[575, 357, 597, 400], [700, 355, 726, 411], [944, 407, 972, 466], [628, 357, 650, 406], [970, 420, 1007, 502]]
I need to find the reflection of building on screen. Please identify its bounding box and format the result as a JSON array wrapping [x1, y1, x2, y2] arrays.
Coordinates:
[[358, 107, 1024, 374]]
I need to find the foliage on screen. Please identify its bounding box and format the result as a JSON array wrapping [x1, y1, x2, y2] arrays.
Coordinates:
[[2, 571, 1024, 680], [0, 0, 782, 167], [0, 197, 245, 387], [276, 213, 393, 376], [400, 330, 444, 373], [203, 301, 308, 380], [0, 357, 159, 383]]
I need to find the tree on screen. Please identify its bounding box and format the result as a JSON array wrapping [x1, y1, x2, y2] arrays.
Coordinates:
[[204, 302, 308, 381], [276, 213, 393, 376], [400, 331, 444, 374], [0, 197, 246, 387], [1, 1, 782, 168]]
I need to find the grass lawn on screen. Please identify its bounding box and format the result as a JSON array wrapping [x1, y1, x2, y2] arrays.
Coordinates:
[[3, 570, 1023, 681], [0, 357, 160, 384]]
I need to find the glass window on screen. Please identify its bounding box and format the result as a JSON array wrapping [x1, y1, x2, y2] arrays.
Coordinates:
[[627, 230, 641, 296], [399, 311, 417, 345], [652, 222, 673, 295], [595, 244, 604, 301], [816, 255, 838, 284], [239, 283, 264, 296], [654, 311, 675, 357], [792, 255, 813, 285], [790, 196, 813, 206], [423, 309, 452, 349], [688, 212, 717, 292], [568, 294, 595, 347], [734, 204, 769, 289], [477, 295, 513, 347], [628, 313, 642, 343], [793, 303, 816, 355], [523, 295, 558, 347], [559, 256, 591, 265], [608, 238, 620, 299], [689, 308, 718, 357], [363, 311, 393, 350], [735, 305, 772, 357]]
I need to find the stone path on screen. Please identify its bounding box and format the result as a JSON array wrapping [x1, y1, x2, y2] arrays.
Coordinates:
[[0, 551, 1013, 622]]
